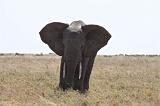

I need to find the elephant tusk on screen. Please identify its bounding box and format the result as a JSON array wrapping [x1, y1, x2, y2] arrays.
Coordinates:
[[79, 62, 82, 79], [63, 62, 65, 79]]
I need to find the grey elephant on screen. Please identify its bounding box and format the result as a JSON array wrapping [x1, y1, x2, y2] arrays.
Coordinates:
[[39, 20, 111, 92]]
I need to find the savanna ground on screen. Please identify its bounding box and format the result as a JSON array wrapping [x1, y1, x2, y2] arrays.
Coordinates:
[[0, 54, 160, 106]]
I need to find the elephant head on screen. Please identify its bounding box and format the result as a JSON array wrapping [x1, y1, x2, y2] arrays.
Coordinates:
[[39, 20, 111, 92]]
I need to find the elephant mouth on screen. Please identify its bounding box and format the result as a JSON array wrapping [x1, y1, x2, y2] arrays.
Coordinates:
[[62, 61, 83, 80]]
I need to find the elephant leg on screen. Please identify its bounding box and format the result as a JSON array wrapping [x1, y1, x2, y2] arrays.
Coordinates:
[[59, 58, 65, 90], [78, 58, 89, 92], [64, 61, 78, 89], [83, 55, 96, 91], [73, 64, 80, 90], [73, 62, 86, 91]]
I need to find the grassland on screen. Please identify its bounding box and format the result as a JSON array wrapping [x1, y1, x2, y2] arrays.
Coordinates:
[[0, 54, 160, 106]]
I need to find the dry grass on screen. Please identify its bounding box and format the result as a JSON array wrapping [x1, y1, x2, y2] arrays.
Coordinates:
[[0, 54, 160, 106]]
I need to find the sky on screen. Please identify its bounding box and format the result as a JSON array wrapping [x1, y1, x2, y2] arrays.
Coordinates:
[[0, 0, 160, 55]]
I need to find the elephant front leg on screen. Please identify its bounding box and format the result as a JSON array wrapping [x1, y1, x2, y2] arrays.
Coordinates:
[[73, 64, 81, 90], [78, 58, 89, 92], [59, 58, 65, 90], [84, 56, 96, 91]]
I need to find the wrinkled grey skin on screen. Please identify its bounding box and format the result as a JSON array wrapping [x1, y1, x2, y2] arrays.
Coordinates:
[[39, 20, 111, 92]]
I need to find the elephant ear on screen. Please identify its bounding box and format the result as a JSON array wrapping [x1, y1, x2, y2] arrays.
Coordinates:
[[39, 22, 69, 56], [82, 25, 111, 56]]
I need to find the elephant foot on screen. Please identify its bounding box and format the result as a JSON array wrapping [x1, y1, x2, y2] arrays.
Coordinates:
[[79, 88, 89, 94], [59, 84, 65, 91], [73, 80, 81, 90], [84, 82, 89, 91], [59, 79, 89, 93]]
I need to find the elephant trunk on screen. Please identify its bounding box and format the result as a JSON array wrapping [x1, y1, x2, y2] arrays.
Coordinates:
[[62, 41, 83, 89]]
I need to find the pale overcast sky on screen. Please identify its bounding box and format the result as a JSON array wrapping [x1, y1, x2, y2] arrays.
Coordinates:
[[0, 0, 160, 55]]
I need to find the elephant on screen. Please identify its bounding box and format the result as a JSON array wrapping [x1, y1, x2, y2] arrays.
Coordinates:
[[39, 20, 111, 92]]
